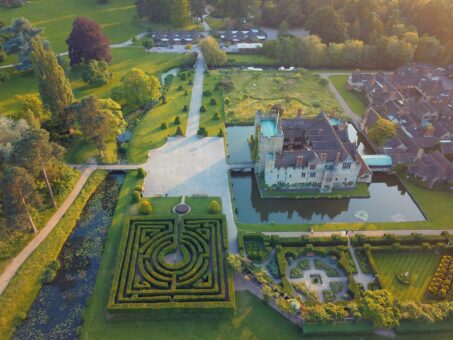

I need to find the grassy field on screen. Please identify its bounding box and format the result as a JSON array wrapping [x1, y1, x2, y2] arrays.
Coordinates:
[[126, 68, 195, 163], [216, 69, 343, 125], [372, 251, 441, 301], [0, 171, 107, 339], [329, 75, 368, 115], [199, 71, 225, 136], [226, 54, 280, 67]]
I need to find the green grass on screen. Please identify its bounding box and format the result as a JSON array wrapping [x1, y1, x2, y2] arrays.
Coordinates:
[[226, 53, 280, 67], [185, 197, 222, 215], [218, 69, 344, 125], [200, 71, 225, 136], [329, 75, 368, 116], [0, 0, 142, 54], [372, 250, 441, 301], [205, 16, 229, 31], [303, 320, 374, 336], [0, 170, 107, 339], [126, 69, 194, 163]]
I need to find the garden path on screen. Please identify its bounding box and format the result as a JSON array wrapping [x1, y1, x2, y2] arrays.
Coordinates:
[[347, 239, 375, 290]]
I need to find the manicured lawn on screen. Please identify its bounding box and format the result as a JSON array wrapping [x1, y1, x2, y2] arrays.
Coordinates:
[[0, 0, 142, 54], [0, 171, 107, 339], [185, 197, 222, 215], [217, 69, 344, 125], [329, 75, 368, 115], [126, 68, 195, 163], [372, 250, 441, 301], [200, 71, 225, 136], [226, 53, 280, 66]]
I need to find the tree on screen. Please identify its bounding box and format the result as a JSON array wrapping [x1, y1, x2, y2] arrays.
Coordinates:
[[360, 290, 400, 328], [1, 166, 38, 233], [278, 20, 289, 38], [306, 6, 347, 44], [75, 96, 126, 159], [111, 68, 161, 108], [66, 16, 111, 66], [31, 37, 74, 127], [170, 0, 190, 27], [199, 36, 227, 67], [361, 12, 384, 43], [416, 0, 451, 43], [0, 117, 29, 162], [15, 94, 48, 128], [190, 0, 205, 27], [82, 59, 113, 87], [368, 118, 397, 147], [11, 128, 66, 208], [415, 35, 444, 65], [142, 37, 154, 51]]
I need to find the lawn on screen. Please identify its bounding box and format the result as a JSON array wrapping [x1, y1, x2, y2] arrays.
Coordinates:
[[0, 171, 107, 339], [126, 68, 195, 164], [217, 69, 344, 125], [226, 53, 280, 67], [372, 251, 441, 301], [329, 75, 368, 116], [199, 70, 225, 136]]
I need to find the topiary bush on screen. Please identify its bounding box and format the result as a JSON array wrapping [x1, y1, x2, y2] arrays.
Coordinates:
[[183, 105, 188, 112], [218, 128, 224, 137], [137, 168, 146, 178], [200, 105, 207, 112], [209, 200, 221, 214], [213, 111, 221, 120], [197, 127, 208, 137], [176, 126, 184, 136], [139, 200, 152, 215], [161, 122, 168, 129], [174, 116, 181, 125], [209, 98, 217, 106], [132, 191, 141, 203]]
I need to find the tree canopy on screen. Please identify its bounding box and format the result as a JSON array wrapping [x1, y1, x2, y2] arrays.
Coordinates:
[[360, 290, 401, 328], [368, 118, 397, 147], [199, 36, 227, 67]]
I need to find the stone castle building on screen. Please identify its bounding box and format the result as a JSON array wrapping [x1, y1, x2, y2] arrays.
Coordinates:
[[254, 111, 372, 193]]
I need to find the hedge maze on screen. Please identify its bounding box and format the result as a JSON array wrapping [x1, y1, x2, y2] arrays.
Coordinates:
[[109, 217, 234, 313]]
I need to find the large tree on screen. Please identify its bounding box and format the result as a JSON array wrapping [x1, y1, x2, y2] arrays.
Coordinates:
[[10, 128, 66, 208], [75, 96, 126, 158], [306, 6, 348, 44], [170, 0, 190, 27], [190, 0, 205, 26], [31, 37, 74, 127], [0, 117, 29, 163], [368, 118, 397, 147], [15, 94, 48, 128], [1, 166, 39, 233], [111, 68, 161, 108], [199, 36, 227, 67], [360, 290, 400, 328], [66, 16, 111, 66]]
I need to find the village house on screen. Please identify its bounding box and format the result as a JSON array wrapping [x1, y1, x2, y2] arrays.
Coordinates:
[[254, 111, 372, 193]]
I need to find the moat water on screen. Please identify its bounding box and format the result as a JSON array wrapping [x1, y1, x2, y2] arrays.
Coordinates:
[[227, 125, 426, 224], [13, 173, 124, 339]]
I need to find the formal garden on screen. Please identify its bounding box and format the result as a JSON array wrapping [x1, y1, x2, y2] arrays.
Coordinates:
[[108, 216, 235, 314]]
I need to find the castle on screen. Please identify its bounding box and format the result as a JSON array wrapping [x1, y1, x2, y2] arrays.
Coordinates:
[[254, 111, 372, 193]]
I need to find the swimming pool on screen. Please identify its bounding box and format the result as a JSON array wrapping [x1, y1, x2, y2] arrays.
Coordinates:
[[261, 120, 276, 137]]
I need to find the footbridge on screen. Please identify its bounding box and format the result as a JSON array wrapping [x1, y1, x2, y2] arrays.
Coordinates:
[[228, 162, 255, 172]]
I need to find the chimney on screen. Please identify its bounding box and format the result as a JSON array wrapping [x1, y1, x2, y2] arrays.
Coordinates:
[[320, 153, 327, 163], [296, 156, 304, 167], [335, 152, 341, 164], [416, 148, 424, 160]]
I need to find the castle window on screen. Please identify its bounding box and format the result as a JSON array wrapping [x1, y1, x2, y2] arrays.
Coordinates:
[[310, 172, 316, 178], [301, 173, 306, 178], [309, 164, 316, 170], [342, 162, 351, 169]]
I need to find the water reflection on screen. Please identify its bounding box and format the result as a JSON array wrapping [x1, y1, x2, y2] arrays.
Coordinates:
[[231, 173, 425, 224]]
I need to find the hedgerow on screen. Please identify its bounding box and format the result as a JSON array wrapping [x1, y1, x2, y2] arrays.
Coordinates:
[[108, 216, 235, 313]]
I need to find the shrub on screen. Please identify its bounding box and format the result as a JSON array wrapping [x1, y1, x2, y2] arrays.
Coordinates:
[[176, 126, 184, 136], [197, 127, 208, 137], [177, 85, 184, 91], [184, 89, 188, 96], [203, 90, 212, 96], [218, 128, 224, 137], [319, 78, 329, 87], [224, 97, 231, 105], [200, 105, 207, 112], [174, 116, 181, 125], [161, 122, 168, 129], [209, 98, 217, 106], [41, 260, 60, 284], [137, 168, 146, 178], [209, 200, 221, 214], [183, 105, 188, 112], [213, 111, 221, 120], [139, 200, 152, 215], [132, 191, 141, 203]]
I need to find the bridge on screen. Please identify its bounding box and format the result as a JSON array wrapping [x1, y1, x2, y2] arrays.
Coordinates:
[[361, 155, 392, 173], [228, 162, 255, 172]]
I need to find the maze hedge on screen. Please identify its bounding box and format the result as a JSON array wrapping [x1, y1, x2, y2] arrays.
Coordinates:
[[108, 216, 235, 314]]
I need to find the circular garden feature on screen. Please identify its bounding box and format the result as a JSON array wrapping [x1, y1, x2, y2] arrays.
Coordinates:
[[174, 203, 190, 215]]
